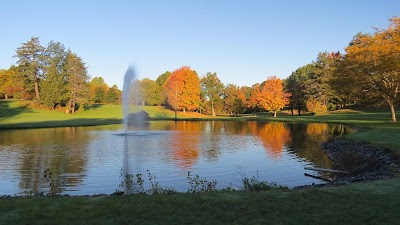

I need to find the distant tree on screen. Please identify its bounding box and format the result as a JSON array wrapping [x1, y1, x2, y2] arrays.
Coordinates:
[[339, 17, 400, 122], [140, 78, 161, 106], [303, 52, 339, 113], [89, 77, 108, 104], [40, 41, 68, 109], [106, 84, 121, 104], [248, 76, 290, 117], [14, 37, 46, 100], [156, 71, 171, 105], [200, 72, 224, 116], [64, 51, 90, 113], [285, 64, 314, 115], [0, 66, 25, 99], [223, 84, 247, 116], [166, 66, 200, 116]]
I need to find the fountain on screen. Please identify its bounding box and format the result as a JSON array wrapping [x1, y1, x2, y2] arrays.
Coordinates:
[[122, 67, 136, 134]]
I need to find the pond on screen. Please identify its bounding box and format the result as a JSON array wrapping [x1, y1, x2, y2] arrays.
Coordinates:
[[0, 121, 352, 195]]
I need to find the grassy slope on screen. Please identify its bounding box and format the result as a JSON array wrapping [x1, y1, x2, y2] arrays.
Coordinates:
[[1, 100, 400, 224], [1, 177, 399, 225]]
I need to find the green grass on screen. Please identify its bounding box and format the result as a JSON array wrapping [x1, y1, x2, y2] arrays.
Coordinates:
[[1, 100, 400, 224], [1, 177, 399, 225]]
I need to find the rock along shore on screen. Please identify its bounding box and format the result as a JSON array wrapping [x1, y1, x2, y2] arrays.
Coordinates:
[[321, 138, 400, 184]]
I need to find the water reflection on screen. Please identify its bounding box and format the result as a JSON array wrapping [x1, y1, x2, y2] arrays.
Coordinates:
[[0, 121, 351, 195]]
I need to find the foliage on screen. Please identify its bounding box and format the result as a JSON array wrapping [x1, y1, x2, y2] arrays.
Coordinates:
[[338, 16, 400, 122], [116, 169, 177, 195], [64, 51, 90, 113], [14, 37, 46, 100], [89, 77, 108, 104], [285, 64, 314, 115], [223, 84, 247, 116], [248, 76, 290, 117], [166, 66, 201, 112], [40, 41, 68, 109], [242, 172, 288, 191], [200, 72, 224, 116], [140, 78, 161, 106], [187, 172, 218, 193], [306, 97, 328, 115], [303, 52, 339, 112]]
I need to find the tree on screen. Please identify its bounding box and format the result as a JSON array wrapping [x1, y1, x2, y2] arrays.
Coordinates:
[[106, 85, 121, 104], [302, 52, 339, 113], [285, 64, 314, 115], [140, 78, 161, 106], [40, 41, 68, 109], [248, 76, 290, 117], [156, 71, 171, 106], [0, 66, 25, 99], [15, 37, 46, 100], [165, 66, 201, 116], [223, 84, 247, 116], [340, 17, 400, 122], [89, 77, 108, 104], [64, 51, 90, 113], [200, 72, 224, 116]]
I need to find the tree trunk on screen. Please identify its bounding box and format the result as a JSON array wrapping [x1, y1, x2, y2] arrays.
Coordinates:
[[297, 107, 301, 116], [388, 100, 397, 122], [212, 102, 215, 116], [290, 108, 294, 116], [273, 111, 277, 117], [34, 80, 40, 100], [5, 94, 8, 100], [174, 110, 177, 120]]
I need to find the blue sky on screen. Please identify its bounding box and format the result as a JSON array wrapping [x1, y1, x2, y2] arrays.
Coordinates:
[[1, 0, 399, 89]]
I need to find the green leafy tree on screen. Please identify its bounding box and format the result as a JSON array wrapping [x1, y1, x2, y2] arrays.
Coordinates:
[[303, 52, 339, 113], [14, 37, 46, 100], [156, 71, 171, 105], [40, 41, 68, 109], [200, 72, 224, 116], [64, 51, 90, 113], [140, 78, 161, 106], [285, 64, 314, 115], [89, 77, 108, 104], [223, 84, 247, 116], [106, 85, 121, 104]]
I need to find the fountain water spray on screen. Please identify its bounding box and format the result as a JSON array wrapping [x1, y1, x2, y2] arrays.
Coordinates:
[[122, 67, 136, 134]]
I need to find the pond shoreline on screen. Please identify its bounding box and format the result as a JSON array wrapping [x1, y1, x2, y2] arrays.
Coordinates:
[[297, 138, 400, 189]]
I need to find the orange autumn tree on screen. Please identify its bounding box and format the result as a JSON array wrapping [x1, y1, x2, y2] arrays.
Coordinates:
[[249, 76, 290, 117], [341, 17, 400, 122], [165, 66, 201, 118]]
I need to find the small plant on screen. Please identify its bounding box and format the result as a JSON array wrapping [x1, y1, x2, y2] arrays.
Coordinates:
[[241, 171, 288, 191], [116, 169, 137, 195], [147, 170, 176, 195], [187, 172, 218, 193], [115, 169, 176, 195]]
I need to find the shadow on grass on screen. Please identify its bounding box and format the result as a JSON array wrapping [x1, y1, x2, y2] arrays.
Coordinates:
[[0, 118, 122, 129], [84, 104, 105, 110], [0, 100, 35, 121]]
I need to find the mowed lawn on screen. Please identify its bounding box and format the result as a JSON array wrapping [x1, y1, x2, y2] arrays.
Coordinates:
[[1, 100, 400, 224]]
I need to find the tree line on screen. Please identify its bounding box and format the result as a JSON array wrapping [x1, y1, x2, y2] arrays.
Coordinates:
[[1, 17, 399, 121], [0, 37, 121, 113]]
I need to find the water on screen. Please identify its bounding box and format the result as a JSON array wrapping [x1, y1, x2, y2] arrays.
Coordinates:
[[0, 121, 352, 196]]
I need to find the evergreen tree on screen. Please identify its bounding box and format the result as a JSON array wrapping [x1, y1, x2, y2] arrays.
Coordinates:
[[15, 37, 46, 100]]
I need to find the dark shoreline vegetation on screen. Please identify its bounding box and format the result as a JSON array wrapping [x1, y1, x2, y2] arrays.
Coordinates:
[[1, 100, 400, 225]]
